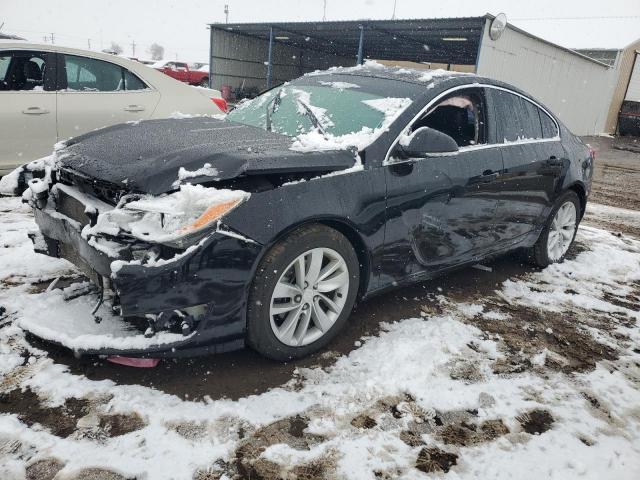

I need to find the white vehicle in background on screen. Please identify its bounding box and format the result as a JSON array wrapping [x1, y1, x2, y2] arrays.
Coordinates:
[[0, 41, 227, 178]]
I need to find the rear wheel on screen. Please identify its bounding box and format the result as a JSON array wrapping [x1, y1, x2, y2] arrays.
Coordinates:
[[199, 77, 209, 87], [531, 191, 580, 267], [247, 224, 360, 361]]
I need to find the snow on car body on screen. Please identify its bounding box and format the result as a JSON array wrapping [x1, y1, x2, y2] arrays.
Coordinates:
[[23, 64, 594, 359]]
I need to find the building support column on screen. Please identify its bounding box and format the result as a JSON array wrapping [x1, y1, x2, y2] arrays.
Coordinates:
[[208, 26, 214, 89], [356, 25, 365, 65], [266, 26, 274, 88]]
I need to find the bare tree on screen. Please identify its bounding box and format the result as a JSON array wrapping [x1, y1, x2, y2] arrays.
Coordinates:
[[148, 43, 165, 61], [108, 42, 123, 55]]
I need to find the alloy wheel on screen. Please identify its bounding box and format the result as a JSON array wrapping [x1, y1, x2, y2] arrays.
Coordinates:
[[547, 201, 577, 262], [269, 247, 350, 347]]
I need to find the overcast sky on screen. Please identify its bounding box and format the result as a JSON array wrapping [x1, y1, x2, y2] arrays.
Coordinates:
[[2, 0, 639, 62]]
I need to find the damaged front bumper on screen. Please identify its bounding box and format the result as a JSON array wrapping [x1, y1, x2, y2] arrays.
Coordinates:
[[28, 183, 263, 357]]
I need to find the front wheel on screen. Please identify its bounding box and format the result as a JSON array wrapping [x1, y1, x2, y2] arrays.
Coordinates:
[[247, 224, 360, 361], [199, 78, 209, 87], [531, 191, 580, 267]]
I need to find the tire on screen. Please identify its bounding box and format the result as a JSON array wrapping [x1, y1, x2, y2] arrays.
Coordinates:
[[530, 191, 581, 268], [199, 78, 209, 87], [247, 224, 360, 361]]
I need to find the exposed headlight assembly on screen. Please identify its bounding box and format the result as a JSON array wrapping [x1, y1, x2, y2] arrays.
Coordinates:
[[90, 184, 250, 248]]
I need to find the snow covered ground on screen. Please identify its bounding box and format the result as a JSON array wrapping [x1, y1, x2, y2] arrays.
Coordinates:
[[0, 196, 639, 480]]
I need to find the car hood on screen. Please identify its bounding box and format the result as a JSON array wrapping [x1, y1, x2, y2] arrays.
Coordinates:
[[59, 117, 357, 195]]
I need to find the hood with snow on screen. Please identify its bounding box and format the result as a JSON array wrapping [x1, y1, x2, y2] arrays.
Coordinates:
[[58, 117, 357, 195]]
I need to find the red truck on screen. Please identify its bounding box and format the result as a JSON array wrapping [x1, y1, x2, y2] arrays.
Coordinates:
[[153, 61, 209, 87]]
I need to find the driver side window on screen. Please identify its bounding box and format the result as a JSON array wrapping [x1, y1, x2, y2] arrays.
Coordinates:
[[0, 51, 49, 91], [412, 89, 487, 148]]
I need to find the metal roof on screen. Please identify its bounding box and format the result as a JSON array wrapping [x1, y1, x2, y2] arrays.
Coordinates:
[[209, 17, 487, 65]]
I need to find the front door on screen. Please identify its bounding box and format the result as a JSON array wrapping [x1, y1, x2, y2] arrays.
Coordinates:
[[56, 53, 160, 141], [381, 87, 504, 284], [0, 50, 57, 173]]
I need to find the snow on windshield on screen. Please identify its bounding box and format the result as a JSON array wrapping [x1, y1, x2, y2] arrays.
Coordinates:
[[291, 87, 335, 131], [290, 96, 412, 152], [318, 80, 361, 90]]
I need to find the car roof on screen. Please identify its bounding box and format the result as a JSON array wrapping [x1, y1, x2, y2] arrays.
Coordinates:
[[306, 62, 543, 101], [305, 62, 474, 86], [297, 62, 501, 100], [0, 41, 145, 68]]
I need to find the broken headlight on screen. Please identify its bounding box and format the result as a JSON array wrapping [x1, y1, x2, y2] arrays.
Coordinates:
[[91, 184, 250, 248]]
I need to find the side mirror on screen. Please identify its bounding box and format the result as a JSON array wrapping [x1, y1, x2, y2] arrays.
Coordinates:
[[399, 127, 459, 158]]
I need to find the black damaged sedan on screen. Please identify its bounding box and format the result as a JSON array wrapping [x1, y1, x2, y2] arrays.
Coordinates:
[[26, 65, 594, 360]]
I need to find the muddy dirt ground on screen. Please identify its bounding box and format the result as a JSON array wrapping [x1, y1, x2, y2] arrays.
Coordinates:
[[585, 135, 640, 211]]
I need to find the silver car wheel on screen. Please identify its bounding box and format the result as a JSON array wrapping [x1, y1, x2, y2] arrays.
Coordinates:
[[547, 201, 577, 262], [269, 247, 350, 347]]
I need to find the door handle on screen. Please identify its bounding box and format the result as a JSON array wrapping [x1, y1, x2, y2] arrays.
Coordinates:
[[124, 105, 145, 112], [469, 170, 499, 185], [545, 156, 564, 167], [388, 161, 414, 177], [22, 107, 50, 115]]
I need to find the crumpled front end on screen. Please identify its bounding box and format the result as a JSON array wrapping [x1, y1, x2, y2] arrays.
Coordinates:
[[26, 171, 263, 357]]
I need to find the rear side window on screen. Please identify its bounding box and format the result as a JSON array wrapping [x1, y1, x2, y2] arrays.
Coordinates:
[[491, 89, 556, 142], [539, 109, 559, 138], [65, 55, 123, 91], [63, 55, 148, 92], [492, 90, 526, 141], [0, 50, 49, 91], [520, 98, 543, 140], [124, 70, 147, 90]]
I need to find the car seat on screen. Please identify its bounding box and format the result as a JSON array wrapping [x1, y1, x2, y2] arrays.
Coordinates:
[[24, 60, 43, 90]]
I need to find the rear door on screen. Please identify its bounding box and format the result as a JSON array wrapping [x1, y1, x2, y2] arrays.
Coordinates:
[[489, 88, 565, 241], [0, 49, 57, 173], [56, 54, 160, 141], [382, 87, 504, 280]]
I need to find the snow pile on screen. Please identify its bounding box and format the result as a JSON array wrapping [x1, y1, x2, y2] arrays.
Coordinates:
[[170, 111, 196, 119], [0, 167, 22, 196], [0, 142, 68, 196], [305, 61, 469, 84], [586, 202, 640, 234], [175, 163, 220, 185], [417, 68, 464, 83], [290, 97, 412, 152], [0, 198, 70, 283], [500, 226, 640, 319], [14, 287, 191, 352]]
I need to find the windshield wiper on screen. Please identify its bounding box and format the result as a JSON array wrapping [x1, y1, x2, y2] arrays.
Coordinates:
[[265, 89, 282, 132], [296, 98, 327, 137]]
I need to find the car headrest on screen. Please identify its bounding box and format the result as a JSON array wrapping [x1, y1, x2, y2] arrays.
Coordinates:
[[24, 60, 43, 81]]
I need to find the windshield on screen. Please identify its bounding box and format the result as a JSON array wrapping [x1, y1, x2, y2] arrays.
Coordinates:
[[227, 85, 411, 149]]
